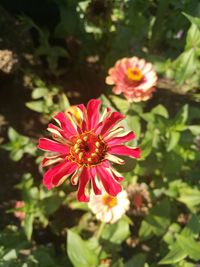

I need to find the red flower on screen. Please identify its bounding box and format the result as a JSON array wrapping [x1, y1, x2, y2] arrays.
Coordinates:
[[38, 99, 140, 202]]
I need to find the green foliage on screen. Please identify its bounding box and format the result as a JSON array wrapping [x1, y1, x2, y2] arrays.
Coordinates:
[[26, 79, 70, 117], [1, 127, 36, 161], [20, 16, 69, 72], [67, 230, 98, 267], [15, 174, 64, 240], [166, 13, 200, 93], [2, 3, 200, 267], [102, 217, 130, 244], [0, 226, 68, 267]]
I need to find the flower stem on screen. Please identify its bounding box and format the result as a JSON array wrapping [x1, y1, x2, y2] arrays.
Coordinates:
[[95, 221, 106, 241]]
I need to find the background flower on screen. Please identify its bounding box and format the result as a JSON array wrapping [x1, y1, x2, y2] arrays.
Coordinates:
[[14, 201, 25, 221], [106, 57, 157, 102], [88, 190, 130, 223], [127, 183, 152, 216]]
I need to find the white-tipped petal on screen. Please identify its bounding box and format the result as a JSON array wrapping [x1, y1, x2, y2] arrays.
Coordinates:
[[105, 154, 125, 165]]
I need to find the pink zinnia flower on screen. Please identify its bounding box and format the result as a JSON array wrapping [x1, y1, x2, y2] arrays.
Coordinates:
[[38, 99, 140, 202], [106, 57, 158, 102]]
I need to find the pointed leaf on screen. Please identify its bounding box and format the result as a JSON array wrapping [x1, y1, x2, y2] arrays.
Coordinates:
[[67, 229, 97, 267], [159, 244, 187, 265]]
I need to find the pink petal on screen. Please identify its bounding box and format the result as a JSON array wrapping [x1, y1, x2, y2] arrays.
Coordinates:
[[43, 161, 77, 189], [141, 62, 153, 74], [96, 166, 122, 196], [54, 112, 78, 136], [87, 99, 101, 130], [76, 104, 87, 132], [42, 155, 64, 167], [107, 131, 135, 145], [47, 123, 72, 142], [52, 161, 77, 186], [110, 168, 124, 182], [71, 169, 81, 185], [90, 167, 101, 195], [109, 145, 141, 158], [77, 168, 90, 202], [100, 112, 125, 136], [105, 75, 114, 85], [112, 86, 123, 94], [38, 138, 70, 154]]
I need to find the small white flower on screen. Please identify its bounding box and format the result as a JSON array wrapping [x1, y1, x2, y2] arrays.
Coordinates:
[[88, 190, 130, 224]]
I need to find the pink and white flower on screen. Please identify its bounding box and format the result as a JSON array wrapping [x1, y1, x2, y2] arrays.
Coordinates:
[[88, 190, 130, 223], [38, 99, 140, 202], [106, 57, 158, 102]]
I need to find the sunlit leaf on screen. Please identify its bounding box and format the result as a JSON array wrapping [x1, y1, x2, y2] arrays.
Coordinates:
[[159, 244, 187, 265], [67, 230, 98, 267]]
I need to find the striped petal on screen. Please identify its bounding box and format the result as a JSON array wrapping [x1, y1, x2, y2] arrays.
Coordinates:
[[77, 168, 90, 202], [109, 145, 141, 158], [54, 112, 78, 136], [87, 99, 101, 130], [96, 166, 122, 196], [38, 138, 70, 154], [100, 112, 125, 136], [107, 131, 135, 145], [43, 161, 77, 189]]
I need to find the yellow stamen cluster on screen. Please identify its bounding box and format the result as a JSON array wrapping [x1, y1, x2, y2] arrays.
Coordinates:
[[127, 67, 143, 82], [70, 132, 107, 166], [102, 195, 118, 208]]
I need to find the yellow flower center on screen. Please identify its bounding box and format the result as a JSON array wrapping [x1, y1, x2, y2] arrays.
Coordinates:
[[102, 195, 118, 208], [127, 67, 143, 81]]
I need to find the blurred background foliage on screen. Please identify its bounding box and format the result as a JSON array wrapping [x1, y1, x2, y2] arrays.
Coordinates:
[[0, 0, 200, 266]]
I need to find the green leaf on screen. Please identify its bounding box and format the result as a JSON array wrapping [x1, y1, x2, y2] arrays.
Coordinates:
[[176, 234, 200, 261], [3, 249, 17, 261], [183, 12, 200, 29], [140, 139, 152, 159], [114, 155, 137, 173], [102, 217, 130, 244], [166, 131, 180, 152], [110, 95, 131, 114], [188, 125, 200, 135], [125, 253, 146, 267], [32, 88, 48, 99], [112, 258, 124, 267], [159, 244, 187, 265], [172, 49, 197, 83], [58, 93, 70, 111], [10, 149, 23, 161], [173, 105, 188, 127], [185, 24, 200, 50], [23, 213, 34, 241], [67, 229, 98, 267], [139, 221, 153, 241], [178, 187, 200, 210], [187, 215, 200, 236], [40, 195, 63, 215], [152, 104, 169, 118], [145, 199, 171, 236], [26, 101, 46, 113], [8, 127, 19, 141], [126, 115, 141, 138]]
